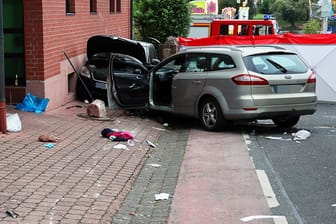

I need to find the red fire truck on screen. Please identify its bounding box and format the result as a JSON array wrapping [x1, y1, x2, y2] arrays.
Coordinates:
[[188, 18, 279, 38]]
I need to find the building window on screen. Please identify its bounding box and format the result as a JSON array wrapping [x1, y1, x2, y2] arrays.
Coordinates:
[[116, 0, 121, 13], [90, 0, 97, 13], [66, 0, 75, 14], [110, 0, 121, 13]]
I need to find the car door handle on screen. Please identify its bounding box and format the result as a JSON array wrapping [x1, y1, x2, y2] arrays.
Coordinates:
[[129, 83, 136, 88], [192, 80, 201, 85]]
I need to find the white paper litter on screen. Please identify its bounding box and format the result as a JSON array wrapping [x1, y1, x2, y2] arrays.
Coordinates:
[[146, 140, 156, 148], [113, 144, 128, 150], [148, 163, 161, 168], [155, 193, 169, 200], [292, 129, 311, 141], [264, 136, 291, 141]]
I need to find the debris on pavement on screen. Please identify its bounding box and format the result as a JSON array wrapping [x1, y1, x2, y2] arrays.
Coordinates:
[[264, 136, 291, 141], [101, 128, 134, 141], [264, 129, 311, 142], [87, 99, 106, 118], [15, 92, 49, 114], [292, 129, 311, 141], [38, 134, 59, 142], [66, 105, 83, 109], [154, 193, 169, 201], [127, 139, 135, 146], [146, 140, 156, 148], [6, 210, 19, 218], [113, 144, 128, 150], [6, 113, 22, 132], [43, 143, 55, 149], [148, 163, 161, 168], [152, 127, 168, 131]]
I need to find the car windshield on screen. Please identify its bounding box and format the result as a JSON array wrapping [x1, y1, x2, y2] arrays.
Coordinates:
[[243, 53, 308, 74]]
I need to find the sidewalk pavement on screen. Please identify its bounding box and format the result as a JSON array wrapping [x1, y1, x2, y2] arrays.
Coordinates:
[[0, 101, 273, 223]]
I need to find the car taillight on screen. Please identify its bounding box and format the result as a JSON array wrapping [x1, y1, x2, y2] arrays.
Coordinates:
[[307, 72, 316, 83], [232, 74, 269, 85]]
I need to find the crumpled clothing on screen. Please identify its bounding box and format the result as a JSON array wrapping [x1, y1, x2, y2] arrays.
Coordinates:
[[101, 128, 134, 141]]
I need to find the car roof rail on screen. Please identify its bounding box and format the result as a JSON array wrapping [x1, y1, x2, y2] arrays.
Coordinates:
[[235, 45, 286, 50], [181, 45, 238, 52]]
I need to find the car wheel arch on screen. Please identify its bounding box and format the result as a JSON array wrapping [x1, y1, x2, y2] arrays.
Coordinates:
[[196, 88, 229, 119]]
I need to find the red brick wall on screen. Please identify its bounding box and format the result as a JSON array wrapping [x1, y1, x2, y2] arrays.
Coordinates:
[[24, 0, 131, 81]]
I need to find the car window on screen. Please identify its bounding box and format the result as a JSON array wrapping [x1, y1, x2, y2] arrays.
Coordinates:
[[90, 53, 110, 67], [244, 53, 308, 74], [113, 57, 147, 74], [209, 54, 236, 71], [181, 54, 207, 72], [155, 55, 186, 74]]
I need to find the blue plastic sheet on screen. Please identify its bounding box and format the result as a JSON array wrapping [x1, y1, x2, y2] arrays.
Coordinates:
[[16, 93, 49, 114]]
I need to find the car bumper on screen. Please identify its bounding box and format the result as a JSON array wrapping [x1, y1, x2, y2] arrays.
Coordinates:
[[223, 102, 317, 120]]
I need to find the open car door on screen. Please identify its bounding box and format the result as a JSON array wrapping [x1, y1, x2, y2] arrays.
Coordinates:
[[107, 54, 149, 109]]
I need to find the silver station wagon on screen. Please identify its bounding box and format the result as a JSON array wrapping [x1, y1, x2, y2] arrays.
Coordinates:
[[107, 45, 317, 131]]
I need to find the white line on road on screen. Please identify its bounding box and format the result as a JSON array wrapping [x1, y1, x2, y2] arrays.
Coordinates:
[[256, 169, 280, 208], [241, 215, 288, 223]]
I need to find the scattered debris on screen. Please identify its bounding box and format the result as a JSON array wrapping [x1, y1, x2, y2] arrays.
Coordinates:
[[332, 204, 336, 207], [15, 92, 49, 114], [264, 136, 291, 141], [66, 105, 83, 109], [101, 128, 134, 141], [163, 123, 169, 128], [127, 139, 135, 146], [6, 113, 22, 132], [292, 129, 311, 141], [148, 163, 161, 168], [113, 144, 128, 150], [146, 140, 156, 148], [155, 193, 169, 201], [152, 127, 168, 131], [43, 143, 55, 149], [38, 134, 59, 142], [128, 211, 137, 216], [6, 210, 19, 218], [87, 99, 106, 118]]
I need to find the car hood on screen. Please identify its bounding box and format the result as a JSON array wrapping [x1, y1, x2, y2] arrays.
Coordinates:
[[87, 35, 147, 63]]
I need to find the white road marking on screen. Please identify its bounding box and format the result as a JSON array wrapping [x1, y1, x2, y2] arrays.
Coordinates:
[[256, 169, 280, 208], [274, 216, 289, 224], [241, 215, 288, 223]]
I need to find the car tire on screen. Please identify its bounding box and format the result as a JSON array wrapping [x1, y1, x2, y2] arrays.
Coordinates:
[[272, 115, 300, 128], [199, 97, 225, 131]]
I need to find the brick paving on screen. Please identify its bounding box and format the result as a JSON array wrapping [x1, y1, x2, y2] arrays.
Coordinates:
[[113, 129, 189, 224], [0, 101, 275, 224], [0, 101, 163, 223]]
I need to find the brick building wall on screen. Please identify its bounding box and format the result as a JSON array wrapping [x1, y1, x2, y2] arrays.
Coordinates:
[[22, 0, 130, 109]]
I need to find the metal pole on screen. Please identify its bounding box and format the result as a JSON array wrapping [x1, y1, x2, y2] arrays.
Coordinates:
[[0, 0, 7, 134]]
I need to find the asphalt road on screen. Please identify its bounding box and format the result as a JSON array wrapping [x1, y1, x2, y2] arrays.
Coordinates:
[[245, 103, 336, 224]]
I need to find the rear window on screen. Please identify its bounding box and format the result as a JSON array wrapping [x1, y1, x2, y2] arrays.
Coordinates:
[[244, 53, 308, 74]]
